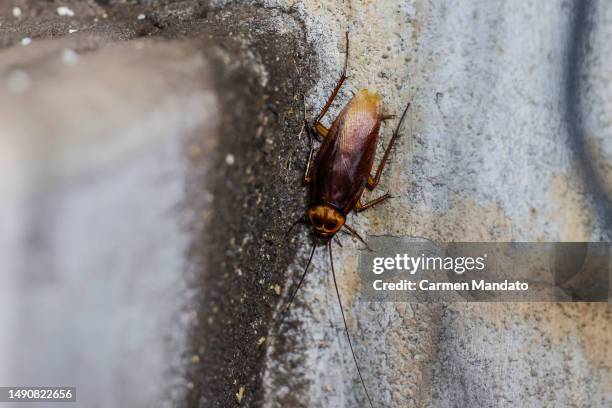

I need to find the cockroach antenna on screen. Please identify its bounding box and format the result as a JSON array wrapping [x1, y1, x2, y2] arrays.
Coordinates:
[[279, 241, 317, 321], [341, 223, 372, 251], [279, 238, 376, 407], [328, 240, 375, 408]]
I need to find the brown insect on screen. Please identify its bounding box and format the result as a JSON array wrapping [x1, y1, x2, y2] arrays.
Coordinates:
[[283, 32, 409, 408]]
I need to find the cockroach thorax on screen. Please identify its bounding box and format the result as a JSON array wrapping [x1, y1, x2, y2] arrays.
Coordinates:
[[307, 204, 346, 238]]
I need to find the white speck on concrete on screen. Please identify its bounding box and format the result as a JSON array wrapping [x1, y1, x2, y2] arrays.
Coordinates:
[[56, 6, 75, 17], [20, 37, 32, 46], [68, 29, 78, 34], [12, 7, 22, 18], [5, 70, 30, 94], [225, 153, 235, 165], [61, 49, 79, 66]]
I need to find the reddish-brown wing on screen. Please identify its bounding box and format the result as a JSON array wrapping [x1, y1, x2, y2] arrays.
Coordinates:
[[309, 90, 382, 214]]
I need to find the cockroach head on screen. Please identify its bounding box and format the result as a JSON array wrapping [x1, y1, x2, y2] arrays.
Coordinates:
[[307, 204, 345, 238]]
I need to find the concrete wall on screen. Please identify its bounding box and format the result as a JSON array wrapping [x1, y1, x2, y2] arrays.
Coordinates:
[[260, 1, 611, 407], [0, 1, 610, 407]]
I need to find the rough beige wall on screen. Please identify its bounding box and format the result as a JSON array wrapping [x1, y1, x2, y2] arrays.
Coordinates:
[[260, 0, 612, 407]]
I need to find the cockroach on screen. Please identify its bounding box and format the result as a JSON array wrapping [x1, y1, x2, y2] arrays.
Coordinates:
[[283, 32, 410, 408]]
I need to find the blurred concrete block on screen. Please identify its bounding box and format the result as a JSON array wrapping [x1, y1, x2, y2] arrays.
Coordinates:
[[0, 39, 218, 407]]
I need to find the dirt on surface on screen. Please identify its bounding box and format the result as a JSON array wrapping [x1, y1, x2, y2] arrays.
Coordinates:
[[179, 7, 317, 408]]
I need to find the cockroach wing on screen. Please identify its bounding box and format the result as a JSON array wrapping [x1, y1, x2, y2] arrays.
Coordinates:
[[310, 90, 382, 214]]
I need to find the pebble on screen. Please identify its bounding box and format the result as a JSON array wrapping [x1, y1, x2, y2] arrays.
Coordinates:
[[235, 386, 245, 403], [12, 7, 22, 18], [225, 153, 235, 165], [20, 37, 32, 46], [57, 6, 75, 17], [137, 14, 146, 20]]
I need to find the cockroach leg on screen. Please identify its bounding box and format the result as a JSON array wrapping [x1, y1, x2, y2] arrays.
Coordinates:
[[301, 95, 317, 184], [313, 31, 350, 127], [303, 141, 315, 184], [286, 215, 307, 236], [354, 192, 392, 212], [327, 242, 375, 408], [342, 224, 372, 251], [334, 234, 343, 248], [366, 102, 411, 190], [297, 95, 307, 141], [303, 122, 328, 183], [314, 123, 329, 139], [303, 123, 328, 183]]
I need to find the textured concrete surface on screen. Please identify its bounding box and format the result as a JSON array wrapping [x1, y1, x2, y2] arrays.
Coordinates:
[[259, 1, 612, 407], [1, 1, 610, 408]]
